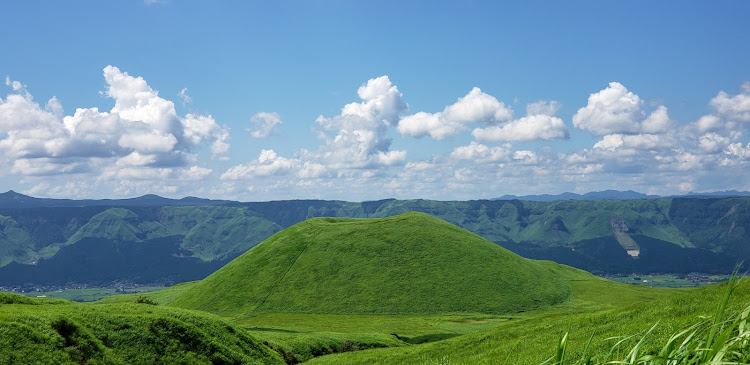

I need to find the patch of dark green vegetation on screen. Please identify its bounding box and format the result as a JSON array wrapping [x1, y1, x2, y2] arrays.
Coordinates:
[[395, 333, 460, 344], [0, 236, 228, 286], [0, 292, 283, 364]]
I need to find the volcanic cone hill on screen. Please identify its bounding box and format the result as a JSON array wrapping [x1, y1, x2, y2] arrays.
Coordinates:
[[170, 212, 572, 315]]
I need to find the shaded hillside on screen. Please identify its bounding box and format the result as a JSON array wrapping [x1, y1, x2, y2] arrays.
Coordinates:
[[170, 213, 572, 315], [0, 205, 280, 264], [0, 292, 283, 364], [0, 236, 228, 286]]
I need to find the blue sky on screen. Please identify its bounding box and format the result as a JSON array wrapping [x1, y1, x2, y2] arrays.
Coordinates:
[[1, 1, 749, 201]]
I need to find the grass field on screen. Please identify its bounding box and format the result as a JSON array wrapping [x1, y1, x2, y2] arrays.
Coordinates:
[[19, 272, 743, 364], [303, 277, 750, 364]]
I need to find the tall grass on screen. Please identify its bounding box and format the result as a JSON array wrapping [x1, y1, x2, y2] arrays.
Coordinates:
[[547, 269, 750, 365]]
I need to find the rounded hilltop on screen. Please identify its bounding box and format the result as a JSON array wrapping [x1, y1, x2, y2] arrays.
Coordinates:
[[171, 212, 572, 315]]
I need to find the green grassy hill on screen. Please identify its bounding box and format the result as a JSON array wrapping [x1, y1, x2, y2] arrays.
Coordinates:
[[0, 292, 283, 365], [170, 212, 572, 315]]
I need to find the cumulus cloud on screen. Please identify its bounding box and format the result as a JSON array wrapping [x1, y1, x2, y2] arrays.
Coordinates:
[[472, 114, 569, 142], [450, 142, 512, 163], [694, 115, 722, 133], [221, 149, 299, 180], [471, 99, 569, 142], [398, 87, 512, 140], [248, 112, 283, 139], [641, 105, 673, 133], [685, 83, 750, 142], [221, 75, 409, 197], [725, 142, 750, 160], [0, 66, 228, 190], [593, 133, 676, 152], [709, 83, 750, 122], [698, 132, 730, 154], [312, 75, 407, 169], [573, 82, 673, 136]]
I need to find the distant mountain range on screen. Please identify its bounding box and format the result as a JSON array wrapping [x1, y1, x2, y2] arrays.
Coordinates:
[[3, 189, 750, 208], [493, 189, 750, 201], [1, 190, 749, 287], [0, 190, 231, 208]]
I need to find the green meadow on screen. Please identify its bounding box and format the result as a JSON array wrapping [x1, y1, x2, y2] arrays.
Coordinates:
[[2, 212, 749, 364]]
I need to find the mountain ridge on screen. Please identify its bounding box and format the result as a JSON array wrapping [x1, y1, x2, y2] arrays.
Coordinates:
[[493, 189, 750, 201], [5, 189, 750, 208], [0, 190, 232, 208], [1, 194, 749, 286]]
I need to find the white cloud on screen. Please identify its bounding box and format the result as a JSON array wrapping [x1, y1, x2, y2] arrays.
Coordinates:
[[710, 85, 750, 122], [398, 87, 512, 140], [472, 114, 569, 142], [248, 112, 283, 139], [0, 66, 228, 194], [318, 76, 406, 133], [573, 82, 643, 135], [221, 76, 409, 195], [117, 152, 156, 167], [573, 82, 673, 136], [178, 88, 192, 105], [5, 76, 24, 92], [181, 113, 230, 159], [698, 132, 730, 154], [181, 165, 213, 180], [312, 75, 407, 169], [526, 100, 561, 116], [104, 66, 179, 133], [694, 115, 722, 133], [641, 105, 673, 133], [725, 142, 750, 160], [593, 134, 624, 151], [443, 87, 513, 124], [398, 112, 452, 140], [221, 149, 300, 180], [593, 133, 675, 152], [298, 161, 326, 179], [512, 150, 538, 164], [450, 142, 512, 163], [118, 132, 178, 154]]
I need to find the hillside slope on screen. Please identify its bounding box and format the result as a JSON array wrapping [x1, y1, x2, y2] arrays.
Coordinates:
[[0, 292, 283, 364], [170, 212, 572, 315], [307, 278, 750, 364]]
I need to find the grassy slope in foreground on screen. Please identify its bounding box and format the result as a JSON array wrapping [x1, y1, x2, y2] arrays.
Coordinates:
[[170, 212, 572, 315], [0, 292, 283, 365], [307, 277, 750, 364]]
